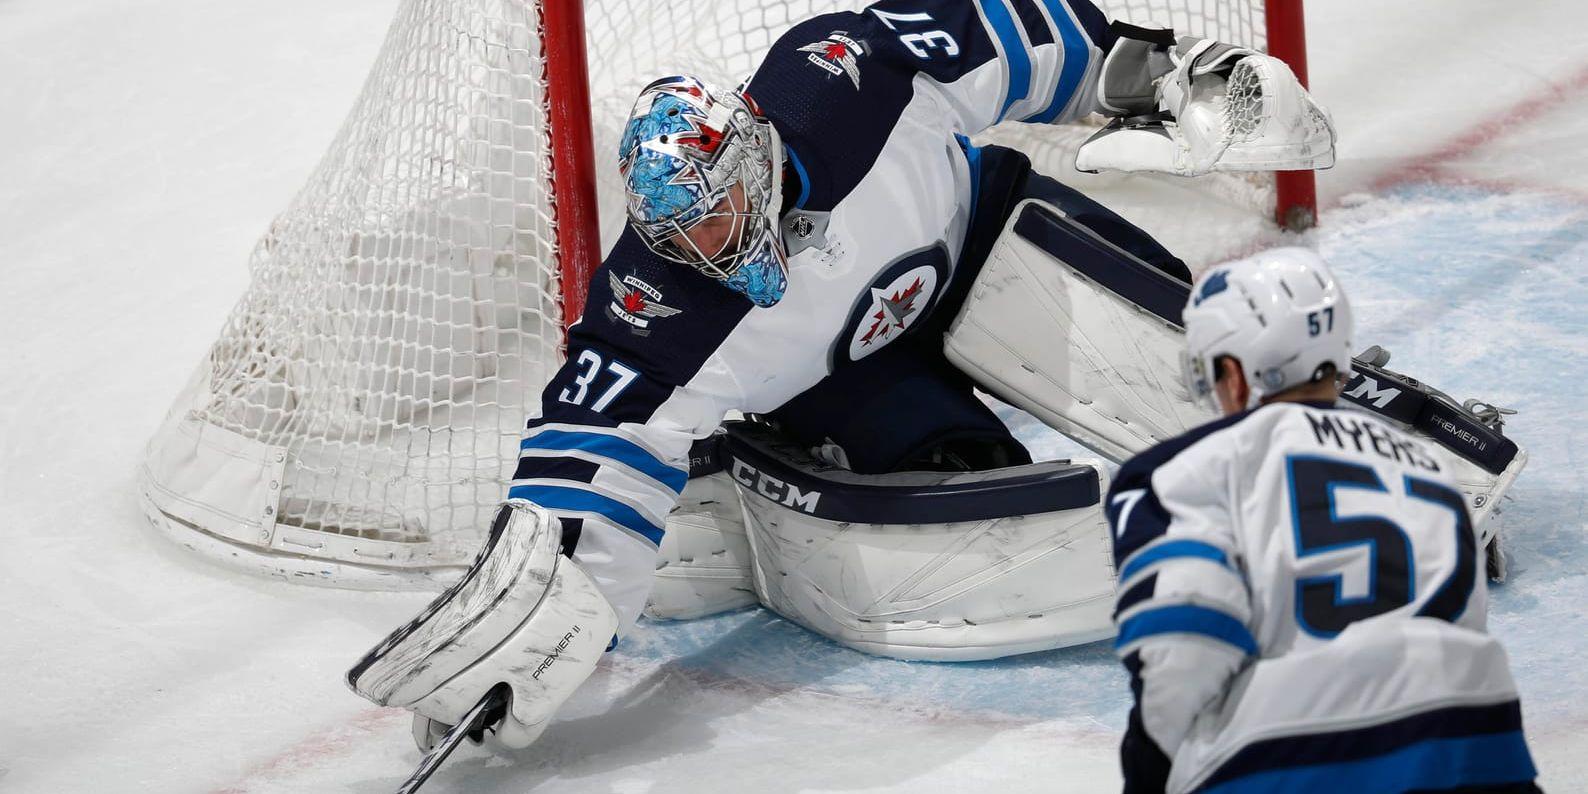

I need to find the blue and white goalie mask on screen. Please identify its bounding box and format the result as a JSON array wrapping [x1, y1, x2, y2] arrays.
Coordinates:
[[618, 75, 787, 307]]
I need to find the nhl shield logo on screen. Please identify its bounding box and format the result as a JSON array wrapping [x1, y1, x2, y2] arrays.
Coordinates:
[[838, 244, 949, 364], [607, 272, 681, 335]]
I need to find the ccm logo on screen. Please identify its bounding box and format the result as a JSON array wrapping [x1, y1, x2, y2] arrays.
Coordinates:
[[1345, 375, 1402, 409], [731, 460, 822, 513]]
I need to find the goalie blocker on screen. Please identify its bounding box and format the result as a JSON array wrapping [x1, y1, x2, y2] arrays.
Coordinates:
[[346, 501, 617, 750]]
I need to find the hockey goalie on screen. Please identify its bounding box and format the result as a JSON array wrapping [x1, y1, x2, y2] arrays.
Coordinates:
[[344, 0, 1524, 761]]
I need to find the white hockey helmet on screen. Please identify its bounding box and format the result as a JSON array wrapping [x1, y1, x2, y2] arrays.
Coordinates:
[[1181, 247, 1353, 410]]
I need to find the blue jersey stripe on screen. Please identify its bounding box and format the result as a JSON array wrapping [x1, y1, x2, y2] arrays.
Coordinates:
[[785, 144, 812, 210], [1027, 0, 1092, 124], [507, 484, 665, 547], [521, 429, 687, 494], [1116, 604, 1258, 656], [955, 134, 983, 214], [978, 0, 1031, 121], [1200, 731, 1537, 794], [1120, 538, 1232, 581]]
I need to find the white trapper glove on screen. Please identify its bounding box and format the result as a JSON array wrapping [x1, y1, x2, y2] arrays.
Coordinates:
[[1076, 23, 1336, 177]]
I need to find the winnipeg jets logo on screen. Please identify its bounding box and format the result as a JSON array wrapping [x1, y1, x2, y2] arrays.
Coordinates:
[[860, 278, 925, 346], [799, 32, 865, 90], [847, 264, 938, 361], [608, 272, 681, 334], [1194, 269, 1229, 306]]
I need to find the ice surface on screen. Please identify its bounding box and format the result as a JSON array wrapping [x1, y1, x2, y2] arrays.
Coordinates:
[[2, 1, 1585, 791]]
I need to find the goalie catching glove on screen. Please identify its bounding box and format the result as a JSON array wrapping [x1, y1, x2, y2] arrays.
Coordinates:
[[1076, 22, 1336, 177]]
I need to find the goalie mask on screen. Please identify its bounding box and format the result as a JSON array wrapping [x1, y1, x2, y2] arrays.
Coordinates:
[[619, 75, 787, 307], [1181, 247, 1354, 410]]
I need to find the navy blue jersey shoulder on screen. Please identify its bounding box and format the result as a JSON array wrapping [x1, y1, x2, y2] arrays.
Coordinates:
[[1107, 408, 1259, 562], [534, 227, 754, 428], [1111, 408, 1257, 497], [747, 0, 1001, 212]]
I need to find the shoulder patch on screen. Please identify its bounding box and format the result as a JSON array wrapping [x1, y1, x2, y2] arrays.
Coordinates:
[[798, 31, 867, 90], [606, 272, 683, 334]]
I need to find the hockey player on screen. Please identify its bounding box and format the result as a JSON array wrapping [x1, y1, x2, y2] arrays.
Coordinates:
[[1107, 249, 1539, 793], [342, 0, 1421, 764]]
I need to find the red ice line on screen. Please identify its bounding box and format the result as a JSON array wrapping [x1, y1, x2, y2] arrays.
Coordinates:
[[208, 706, 408, 794], [1367, 60, 1588, 195], [206, 655, 1108, 789]]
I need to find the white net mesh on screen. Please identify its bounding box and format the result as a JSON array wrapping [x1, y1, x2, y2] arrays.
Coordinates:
[[140, 0, 1271, 587]]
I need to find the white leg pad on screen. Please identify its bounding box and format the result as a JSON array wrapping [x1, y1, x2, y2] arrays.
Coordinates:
[[645, 471, 757, 620], [944, 200, 1215, 463], [725, 425, 1117, 661], [346, 500, 616, 749]]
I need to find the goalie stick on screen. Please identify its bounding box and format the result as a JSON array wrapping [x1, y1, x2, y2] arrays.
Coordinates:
[[395, 685, 509, 794]]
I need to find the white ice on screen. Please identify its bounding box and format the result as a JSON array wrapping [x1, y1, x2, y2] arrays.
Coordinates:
[[2, 1, 1586, 791]]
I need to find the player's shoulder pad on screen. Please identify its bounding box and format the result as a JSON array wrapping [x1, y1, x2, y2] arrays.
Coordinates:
[[747, 2, 999, 211], [1111, 409, 1257, 496], [542, 228, 755, 426], [1108, 408, 1259, 562]]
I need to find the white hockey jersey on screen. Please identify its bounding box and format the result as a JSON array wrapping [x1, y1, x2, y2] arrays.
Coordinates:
[[1107, 400, 1538, 793], [513, 0, 1115, 632]]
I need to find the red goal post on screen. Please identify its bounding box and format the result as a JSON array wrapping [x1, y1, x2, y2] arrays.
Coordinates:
[[1264, 0, 1317, 230], [543, 0, 602, 331]]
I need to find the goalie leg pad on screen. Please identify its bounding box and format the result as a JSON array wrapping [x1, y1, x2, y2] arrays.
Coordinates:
[[645, 468, 757, 620], [724, 422, 1117, 662], [1340, 351, 1529, 562], [346, 500, 617, 749], [945, 199, 1214, 462]]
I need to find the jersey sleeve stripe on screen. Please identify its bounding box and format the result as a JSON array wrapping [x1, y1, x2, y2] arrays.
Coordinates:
[[1115, 603, 1258, 656], [507, 484, 665, 547], [1008, 0, 1055, 47], [976, 0, 1032, 121], [1198, 731, 1537, 794], [1112, 572, 1158, 620], [508, 455, 601, 485], [520, 429, 688, 493], [1201, 699, 1531, 790], [785, 144, 813, 210], [1119, 538, 1233, 582], [1025, 0, 1093, 124]]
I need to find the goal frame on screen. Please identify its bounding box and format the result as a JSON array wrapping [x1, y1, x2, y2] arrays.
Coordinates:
[[543, 0, 601, 327], [1263, 0, 1316, 230]]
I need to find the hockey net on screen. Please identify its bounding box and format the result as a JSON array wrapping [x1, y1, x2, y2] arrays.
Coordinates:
[[138, 0, 1300, 589]]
